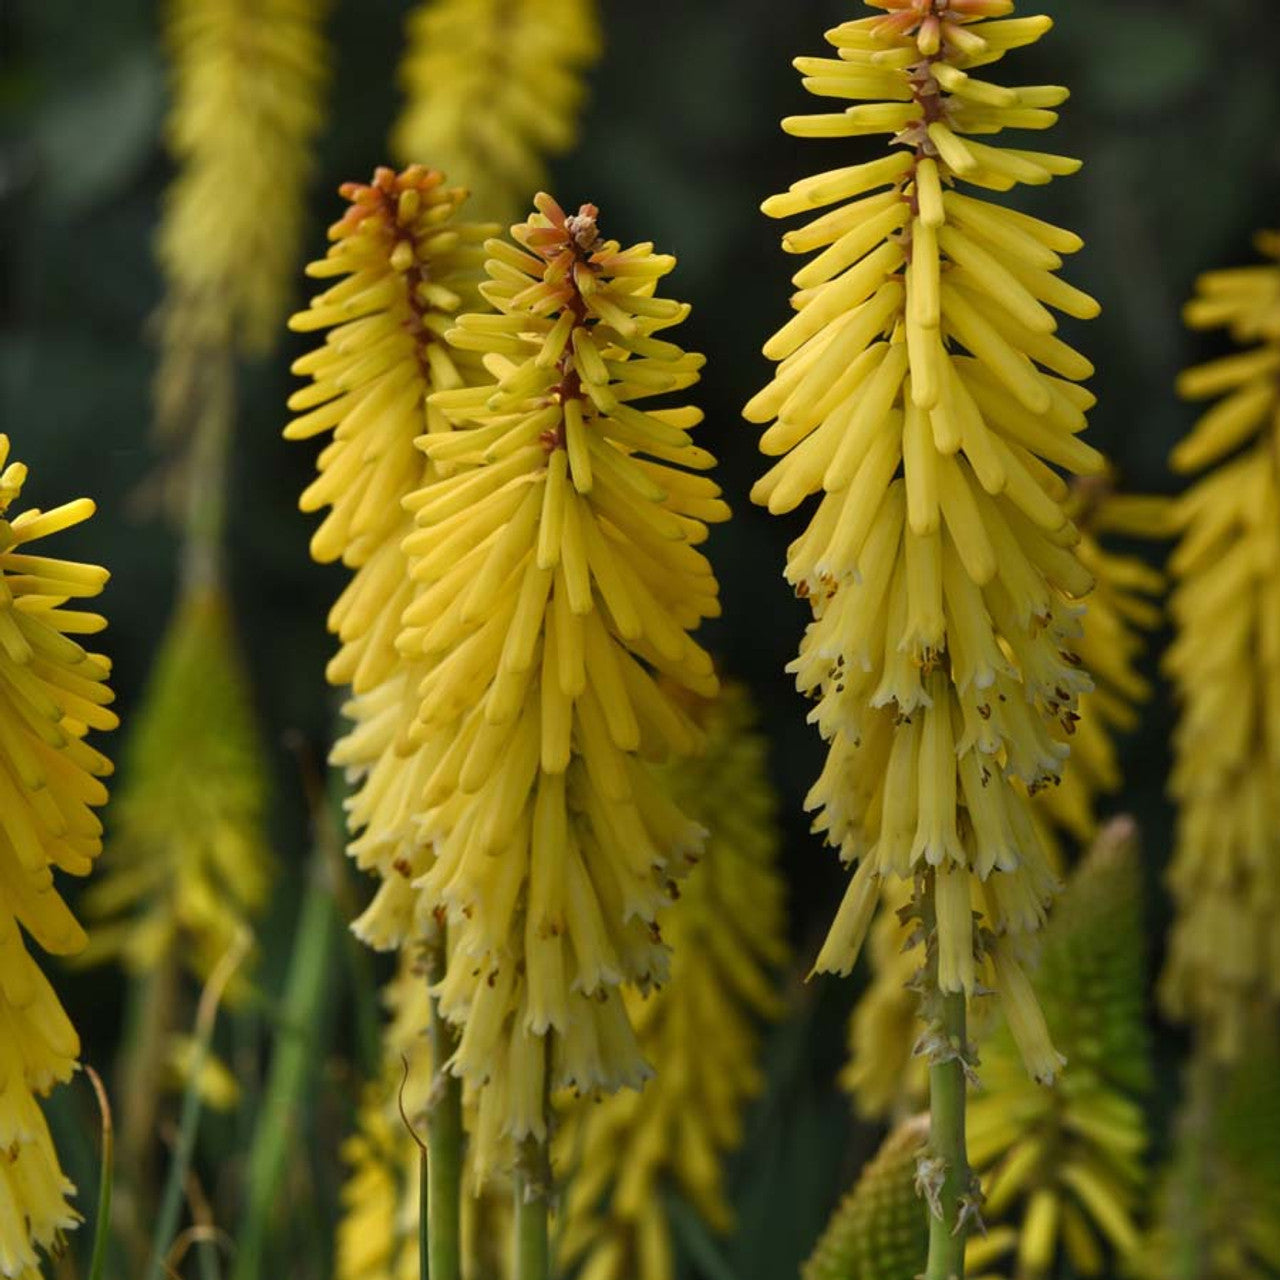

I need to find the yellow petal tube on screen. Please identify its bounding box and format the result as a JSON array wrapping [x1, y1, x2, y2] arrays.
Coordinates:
[[1160, 229, 1280, 1060], [751, 0, 1103, 1074], [287, 166, 493, 951], [556, 685, 788, 1280], [392, 0, 600, 226], [154, 0, 329, 430], [405, 194, 726, 1175], [0, 437, 115, 1279]]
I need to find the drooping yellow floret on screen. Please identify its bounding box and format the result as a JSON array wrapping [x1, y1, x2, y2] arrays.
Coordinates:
[[557, 684, 787, 1280], [405, 193, 727, 1174], [392, 0, 600, 225], [82, 585, 268, 983], [335, 948, 509, 1280], [0, 437, 115, 1279], [844, 482, 1162, 1119], [286, 166, 493, 949], [751, 0, 1104, 1081], [154, 0, 329, 433], [1160, 230, 1280, 1061]]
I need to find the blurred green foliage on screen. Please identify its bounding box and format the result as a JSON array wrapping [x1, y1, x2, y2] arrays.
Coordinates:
[[4, 1, 1280, 1277]]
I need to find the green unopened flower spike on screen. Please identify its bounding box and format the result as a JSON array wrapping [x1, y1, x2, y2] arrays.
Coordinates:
[[83, 586, 269, 984], [392, 0, 600, 225], [967, 817, 1151, 1279], [0, 437, 116, 1279], [1160, 229, 1280, 1060], [557, 684, 788, 1280], [404, 193, 727, 1176], [804, 1118, 930, 1280]]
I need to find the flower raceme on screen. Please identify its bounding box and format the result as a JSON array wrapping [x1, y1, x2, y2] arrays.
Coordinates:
[[392, 0, 600, 225], [557, 685, 787, 1280], [1160, 230, 1280, 1059], [154, 0, 328, 431], [0, 438, 115, 1279], [749, 0, 1104, 1079], [286, 167, 492, 950], [403, 195, 727, 1173]]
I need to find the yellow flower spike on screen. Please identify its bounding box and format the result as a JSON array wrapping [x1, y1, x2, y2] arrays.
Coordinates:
[[287, 166, 494, 952], [1160, 230, 1280, 1060], [556, 685, 787, 1280], [153, 0, 329, 434], [0, 437, 114, 1279], [404, 194, 726, 1177], [753, 0, 1103, 1084], [392, 0, 601, 226], [81, 585, 268, 986]]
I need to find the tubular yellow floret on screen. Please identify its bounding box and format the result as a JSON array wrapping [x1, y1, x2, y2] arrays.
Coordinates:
[[154, 0, 329, 430], [0, 437, 115, 1279], [287, 166, 493, 951], [751, 0, 1101, 1078], [404, 193, 726, 1175], [1160, 229, 1280, 1060], [392, 0, 600, 225], [557, 685, 788, 1280]]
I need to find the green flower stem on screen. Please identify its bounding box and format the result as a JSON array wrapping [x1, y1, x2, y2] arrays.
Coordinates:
[[925, 990, 969, 1280], [181, 344, 235, 593], [230, 843, 341, 1280], [425, 936, 463, 1280], [514, 1135, 551, 1280]]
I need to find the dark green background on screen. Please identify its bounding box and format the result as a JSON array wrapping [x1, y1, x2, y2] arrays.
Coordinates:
[[4, 1, 1280, 1276]]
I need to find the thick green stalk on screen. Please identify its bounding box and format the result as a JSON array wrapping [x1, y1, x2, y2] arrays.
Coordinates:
[[925, 991, 969, 1280], [425, 938, 463, 1280], [513, 1138, 551, 1280]]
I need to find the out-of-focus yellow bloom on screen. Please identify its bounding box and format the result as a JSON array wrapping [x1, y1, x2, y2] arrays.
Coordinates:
[[1160, 230, 1280, 1060], [335, 949, 509, 1280], [286, 166, 493, 950], [405, 194, 726, 1175], [392, 0, 600, 225], [0, 437, 115, 1280], [557, 684, 787, 1280], [82, 586, 269, 983], [804, 1117, 931, 1280], [967, 818, 1150, 1279], [154, 0, 328, 429], [751, 0, 1103, 1081], [1141, 1039, 1280, 1280]]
